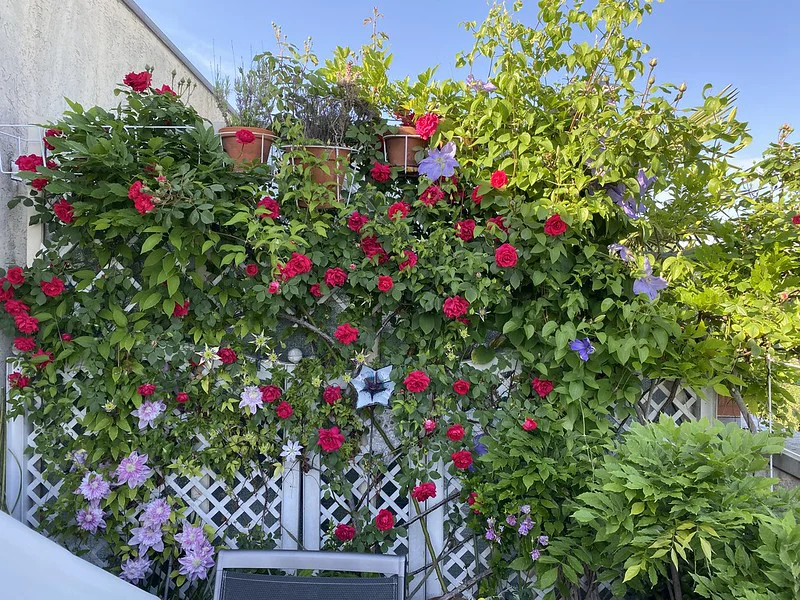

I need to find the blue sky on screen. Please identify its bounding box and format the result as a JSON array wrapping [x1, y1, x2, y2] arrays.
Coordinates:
[[136, 0, 798, 158]]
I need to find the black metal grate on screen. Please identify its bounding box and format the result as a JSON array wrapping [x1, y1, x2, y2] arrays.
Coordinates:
[[220, 572, 400, 600]]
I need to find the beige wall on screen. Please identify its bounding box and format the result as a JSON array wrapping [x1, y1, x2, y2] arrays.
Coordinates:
[[0, 0, 224, 363]]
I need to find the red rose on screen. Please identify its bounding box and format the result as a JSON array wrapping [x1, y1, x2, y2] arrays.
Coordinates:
[[43, 129, 63, 151], [543, 214, 568, 236], [6, 267, 24, 285], [138, 384, 156, 396], [134, 195, 155, 214], [451, 450, 473, 469], [347, 211, 369, 233], [792, 214, 800, 225], [453, 379, 470, 395], [175, 392, 189, 404], [14, 337, 36, 352], [15, 314, 39, 334], [33, 348, 55, 367], [218, 347, 237, 364], [415, 113, 439, 140], [14, 154, 43, 172], [419, 184, 445, 206], [8, 372, 30, 389], [471, 187, 484, 204], [128, 181, 144, 200], [317, 426, 345, 453], [260, 385, 282, 403], [375, 508, 395, 532], [387, 201, 410, 221], [377, 275, 394, 292], [404, 370, 430, 393], [370, 162, 391, 182], [334, 523, 356, 542], [398, 249, 418, 271], [455, 219, 476, 241], [323, 385, 342, 405], [275, 401, 294, 419], [334, 323, 359, 345], [31, 178, 49, 191], [446, 424, 465, 442], [411, 482, 437, 502], [245, 263, 259, 277], [361, 236, 389, 264], [155, 84, 176, 96], [324, 267, 347, 288], [523, 418, 538, 431], [423, 418, 437, 433], [467, 491, 478, 506], [60, 333, 73, 342], [280, 252, 312, 280], [495, 243, 518, 268], [531, 377, 553, 398], [53, 198, 74, 223], [443, 295, 469, 319], [40, 276, 65, 297], [487, 216, 508, 234], [5, 299, 30, 316], [172, 300, 190, 317], [310, 283, 322, 298], [256, 196, 280, 219], [235, 128, 256, 144], [490, 169, 508, 188], [123, 71, 152, 92], [268, 281, 280, 294]]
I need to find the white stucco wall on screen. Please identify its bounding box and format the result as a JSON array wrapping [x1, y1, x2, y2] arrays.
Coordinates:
[[0, 0, 224, 363]]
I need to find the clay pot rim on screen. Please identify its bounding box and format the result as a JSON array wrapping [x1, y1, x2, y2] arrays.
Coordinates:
[[218, 126, 276, 141], [280, 144, 353, 153]]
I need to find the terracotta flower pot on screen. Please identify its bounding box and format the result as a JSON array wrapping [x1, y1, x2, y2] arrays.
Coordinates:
[[288, 145, 352, 188], [219, 126, 274, 166], [384, 125, 427, 171]]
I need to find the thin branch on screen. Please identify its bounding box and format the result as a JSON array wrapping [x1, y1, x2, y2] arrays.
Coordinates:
[[279, 311, 337, 347]]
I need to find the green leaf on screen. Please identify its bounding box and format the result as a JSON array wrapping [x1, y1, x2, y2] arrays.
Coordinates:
[[141, 233, 162, 253], [623, 563, 642, 582]]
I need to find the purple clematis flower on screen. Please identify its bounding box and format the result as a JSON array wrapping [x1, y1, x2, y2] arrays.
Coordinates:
[[633, 258, 668, 302], [518, 516, 533, 536], [178, 546, 215, 581], [506, 514, 517, 526], [120, 557, 152, 584], [76, 506, 106, 534], [140, 498, 171, 528], [175, 522, 211, 553], [538, 535, 550, 546], [606, 168, 654, 220], [608, 243, 633, 263], [115, 451, 153, 488], [75, 471, 111, 503], [473, 434, 488, 457], [129, 525, 164, 553], [636, 168, 656, 194], [418, 141, 459, 181], [239, 385, 262, 415], [531, 548, 541, 561], [466, 74, 497, 92], [519, 504, 531, 514], [569, 338, 595, 362], [131, 399, 165, 430]]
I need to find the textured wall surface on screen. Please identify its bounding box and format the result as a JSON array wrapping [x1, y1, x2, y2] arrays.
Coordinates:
[[0, 0, 224, 365]]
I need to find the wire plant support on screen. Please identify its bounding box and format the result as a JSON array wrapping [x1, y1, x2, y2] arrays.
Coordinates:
[[0, 125, 48, 178]]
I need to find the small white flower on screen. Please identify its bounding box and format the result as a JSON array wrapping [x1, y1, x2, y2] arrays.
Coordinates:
[[280, 440, 303, 462]]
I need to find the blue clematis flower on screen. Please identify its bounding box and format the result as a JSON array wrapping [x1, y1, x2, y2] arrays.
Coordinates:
[[418, 141, 459, 181], [352, 365, 395, 409], [606, 168, 654, 220], [608, 243, 633, 263], [633, 258, 668, 302], [569, 338, 595, 362], [473, 434, 488, 457]]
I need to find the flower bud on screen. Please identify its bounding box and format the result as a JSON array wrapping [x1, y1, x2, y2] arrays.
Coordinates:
[[649, 58, 658, 67], [678, 82, 687, 93]]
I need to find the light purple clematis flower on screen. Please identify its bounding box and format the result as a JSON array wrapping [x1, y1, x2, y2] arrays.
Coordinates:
[[140, 498, 171, 528], [76, 506, 106, 534], [569, 338, 595, 362], [115, 451, 153, 488], [538, 535, 550, 546], [633, 258, 668, 302], [485, 527, 498, 541], [239, 385, 262, 415], [131, 400, 166, 430], [178, 546, 215, 581], [606, 169, 652, 219], [518, 516, 533, 536], [129, 525, 164, 554], [608, 243, 633, 263], [530, 548, 541, 561], [466, 74, 497, 92], [519, 504, 531, 515], [120, 557, 152, 584], [418, 141, 459, 181], [175, 522, 210, 553], [75, 471, 111, 503], [506, 514, 517, 526], [636, 168, 656, 194]]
